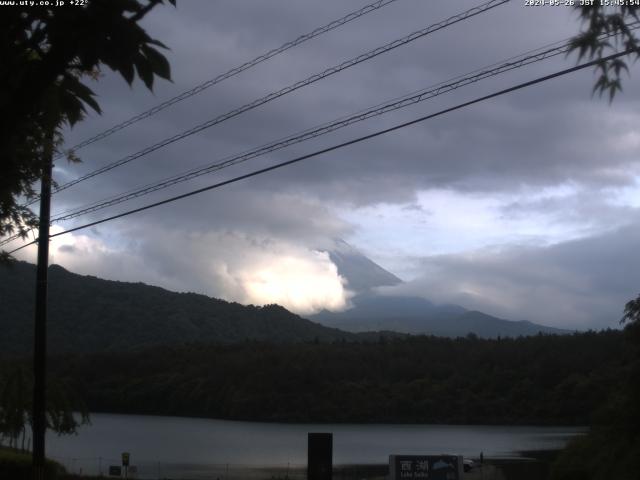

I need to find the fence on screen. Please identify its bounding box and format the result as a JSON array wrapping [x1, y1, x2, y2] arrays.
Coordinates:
[[50, 457, 390, 480]]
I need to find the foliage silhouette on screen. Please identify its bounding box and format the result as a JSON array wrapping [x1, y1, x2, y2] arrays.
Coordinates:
[[569, 5, 640, 100], [0, 0, 175, 253], [552, 294, 640, 480], [0, 364, 89, 450]]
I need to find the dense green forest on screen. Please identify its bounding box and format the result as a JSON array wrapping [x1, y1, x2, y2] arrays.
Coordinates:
[[11, 330, 628, 425], [551, 320, 640, 480], [0, 261, 357, 354]]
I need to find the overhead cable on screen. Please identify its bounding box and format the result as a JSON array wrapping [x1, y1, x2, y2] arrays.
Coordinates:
[[57, 0, 401, 158], [7, 49, 631, 255], [1, 25, 635, 248], [50, 24, 638, 223], [30, 0, 508, 203], [50, 37, 574, 223]]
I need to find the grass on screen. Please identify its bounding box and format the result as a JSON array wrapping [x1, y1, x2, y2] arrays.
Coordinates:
[[0, 446, 95, 480]]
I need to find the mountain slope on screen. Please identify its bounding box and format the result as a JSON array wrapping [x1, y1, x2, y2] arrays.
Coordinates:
[[316, 241, 568, 338], [0, 261, 357, 354], [326, 239, 402, 293]]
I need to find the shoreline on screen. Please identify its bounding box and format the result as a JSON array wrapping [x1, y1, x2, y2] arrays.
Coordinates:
[[3, 445, 562, 480], [76, 409, 591, 429]]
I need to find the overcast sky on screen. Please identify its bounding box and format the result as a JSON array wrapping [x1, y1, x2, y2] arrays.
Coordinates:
[[10, 0, 640, 329]]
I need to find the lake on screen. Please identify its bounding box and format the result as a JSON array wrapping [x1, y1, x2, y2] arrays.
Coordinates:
[[46, 413, 585, 479]]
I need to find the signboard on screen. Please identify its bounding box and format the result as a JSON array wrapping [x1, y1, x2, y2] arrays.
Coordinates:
[[389, 455, 462, 480], [122, 452, 130, 467], [109, 465, 122, 477]]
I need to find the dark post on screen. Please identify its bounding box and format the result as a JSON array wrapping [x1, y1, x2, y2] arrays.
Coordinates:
[[308, 433, 332, 480], [32, 147, 53, 479]]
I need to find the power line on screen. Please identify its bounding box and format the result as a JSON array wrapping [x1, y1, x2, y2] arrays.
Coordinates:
[[49, 38, 575, 224], [2, 25, 635, 249], [7, 26, 632, 249], [35, 23, 639, 224], [29, 0, 508, 204], [56, 0, 401, 159], [0, 232, 25, 248], [7, 49, 631, 255]]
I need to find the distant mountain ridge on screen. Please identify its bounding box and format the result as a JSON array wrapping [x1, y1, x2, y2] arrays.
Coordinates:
[[318, 240, 569, 338], [311, 293, 568, 338], [0, 261, 358, 354], [326, 239, 402, 292]]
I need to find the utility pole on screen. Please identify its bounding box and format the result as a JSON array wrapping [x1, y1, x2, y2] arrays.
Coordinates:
[[32, 140, 53, 480]]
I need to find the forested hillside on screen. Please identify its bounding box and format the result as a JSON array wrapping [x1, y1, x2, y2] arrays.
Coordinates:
[[41, 330, 630, 425], [0, 261, 356, 353]]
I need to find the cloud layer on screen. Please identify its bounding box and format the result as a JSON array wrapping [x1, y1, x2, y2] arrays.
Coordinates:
[[380, 219, 640, 329]]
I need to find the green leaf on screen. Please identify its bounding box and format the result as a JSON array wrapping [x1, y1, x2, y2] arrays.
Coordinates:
[[60, 90, 84, 126], [62, 74, 102, 114], [142, 44, 171, 81], [611, 59, 629, 76], [134, 55, 154, 90], [72, 81, 101, 114], [148, 38, 169, 49], [119, 58, 136, 85]]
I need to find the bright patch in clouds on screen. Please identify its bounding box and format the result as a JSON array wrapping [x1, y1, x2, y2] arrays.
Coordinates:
[[609, 177, 640, 208], [341, 186, 584, 277], [15, 225, 115, 266], [15, 227, 350, 316], [241, 253, 350, 315], [190, 233, 352, 315]]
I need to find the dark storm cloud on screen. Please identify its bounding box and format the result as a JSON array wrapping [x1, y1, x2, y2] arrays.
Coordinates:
[[52, 1, 639, 215]]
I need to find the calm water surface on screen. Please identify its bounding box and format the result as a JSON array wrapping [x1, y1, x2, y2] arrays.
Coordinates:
[[46, 413, 585, 477]]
